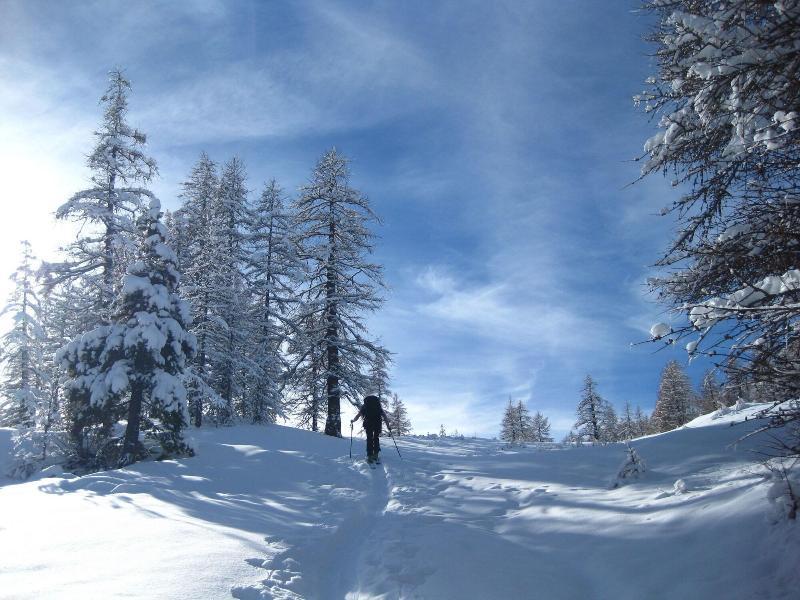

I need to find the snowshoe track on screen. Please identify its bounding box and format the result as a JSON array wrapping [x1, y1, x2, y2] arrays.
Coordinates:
[[233, 460, 391, 600]]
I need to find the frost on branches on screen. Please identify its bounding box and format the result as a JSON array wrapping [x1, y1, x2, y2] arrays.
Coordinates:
[[652, 360, 695, 432], [610, 445, 647, 489], [58, 199, 196, 468], [243, 179, 299, 424], [0, 241, 45, 428], [573, 375, 620, 443], [387, 393, 412, 436], [637, 0, 800, 447], [291, 148, 389, 437], [174, 152, 224, 426], [45, 69, 157, 327], [500, 399, 553, 444]]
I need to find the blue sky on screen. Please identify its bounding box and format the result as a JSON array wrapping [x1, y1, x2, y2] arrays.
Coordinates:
[[0, 0, 707, 438]]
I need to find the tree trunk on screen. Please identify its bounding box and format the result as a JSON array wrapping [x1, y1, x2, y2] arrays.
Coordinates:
[[194, 294, 209, 427], [324, 213, 341, 437], [121, 380, 143, 466], [103, 150, 117, 324]]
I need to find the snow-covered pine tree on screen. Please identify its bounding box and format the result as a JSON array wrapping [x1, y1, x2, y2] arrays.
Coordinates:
[[174, 153, 227, 426], [599, 403, 620, 443], [530, 411, 553, 443], [652, 360, 694, 432], [288, 301, 327, 431], [44, 69, 157, 327], [243, 179, 298, 424], [31, 281, 91, 462], [293, 148, 388, 437], [5, 279, 98, 474], [610, 444, 646, 489], [0, 241, 45, 428], [370, 355, 392, 412], [439, 424, 447, 438], [500, 398, 532, 444], [58, 199, 196, 468], [697, 369, 723, 415], [500, 399, 518, 444], [574, 375, 605, 442], [516, 400, 534, 442], [209, 156, 252, 422], [619, 401, 637, 441], [368, 353, 392, 401], [163, 209, 188, 278], [634, 405, 651, 437], [388, 393, 412, 435], [637, 1, 800, 409]]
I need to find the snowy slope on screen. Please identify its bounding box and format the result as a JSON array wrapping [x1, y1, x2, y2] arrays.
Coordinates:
[[0, 406, 797, 600]]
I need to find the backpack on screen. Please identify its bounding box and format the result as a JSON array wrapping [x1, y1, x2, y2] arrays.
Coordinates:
[[362, 395, 382, 424]]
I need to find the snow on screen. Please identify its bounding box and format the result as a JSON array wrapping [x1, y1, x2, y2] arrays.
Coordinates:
[[1, 408, 798, 599], [688, 268, 800, 329], [649, 322, 671, 339]]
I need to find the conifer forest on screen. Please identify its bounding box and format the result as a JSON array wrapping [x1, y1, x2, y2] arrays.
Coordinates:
[[1, 2, 798, 598]]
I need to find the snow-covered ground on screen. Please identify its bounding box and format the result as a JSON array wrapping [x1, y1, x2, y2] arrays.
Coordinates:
[[1, 404, 797, 599]]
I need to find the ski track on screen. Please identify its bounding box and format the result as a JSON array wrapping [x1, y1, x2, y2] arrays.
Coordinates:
[[230, 421, 784, 600], [3, 409, 794, 599], [233, 441, 596, 600], [232, 458, 393, 600]]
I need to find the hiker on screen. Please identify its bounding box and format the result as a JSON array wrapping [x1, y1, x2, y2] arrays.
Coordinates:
[[351, 394, 392, 463]]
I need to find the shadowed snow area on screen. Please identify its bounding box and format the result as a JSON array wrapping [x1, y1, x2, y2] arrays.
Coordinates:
[[1, 405, 797, 599]]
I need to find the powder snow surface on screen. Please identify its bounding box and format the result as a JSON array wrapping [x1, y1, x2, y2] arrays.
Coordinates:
[[0, 405, 797, 599]]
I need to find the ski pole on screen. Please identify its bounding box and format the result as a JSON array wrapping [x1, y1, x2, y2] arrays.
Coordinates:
[[349, 422, 353, 459], [387, 428, 402, 460]]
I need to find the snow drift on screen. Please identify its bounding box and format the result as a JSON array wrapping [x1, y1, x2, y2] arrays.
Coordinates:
[[0, 403, 797, 599]]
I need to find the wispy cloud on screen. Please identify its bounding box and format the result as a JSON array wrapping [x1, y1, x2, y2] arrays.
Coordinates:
[[1, 1, 704, 441], [415, 265, 615, 356]]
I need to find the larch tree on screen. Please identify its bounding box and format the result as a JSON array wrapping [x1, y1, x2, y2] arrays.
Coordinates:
[[371, 358, 394, 419], [500, 398, 533, 444], [174, 153, 227, 426], [58, 199, 196, 468], [500, 399, 518, 444], [619, 401, 638, 441], [0, 241, 45, 428], [574, 375, 605, 442], [600, 403, 620, 443], [368, 353, 393, 401], [530, 411, 553, 443], [516, 400, 534, 442], [697, 369, 724, 415], [288, 303, 327, 431], [293, 148, 388, 437], [652, 360, 694, 432], [244, 179, 298, 424], [637, 1, 800, 434], [634, 405, 651, 437], [33, 281, 91, 460], [45, 69, 157, 327], [209, 156, 252, 422], [388, 393, 412, 435]]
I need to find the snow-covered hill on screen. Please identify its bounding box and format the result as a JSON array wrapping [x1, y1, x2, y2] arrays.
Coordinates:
[[0, 404, 797, 599]]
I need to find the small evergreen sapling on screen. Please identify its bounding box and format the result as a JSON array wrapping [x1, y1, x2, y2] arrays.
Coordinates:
[[610, 444, 646, 489]]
